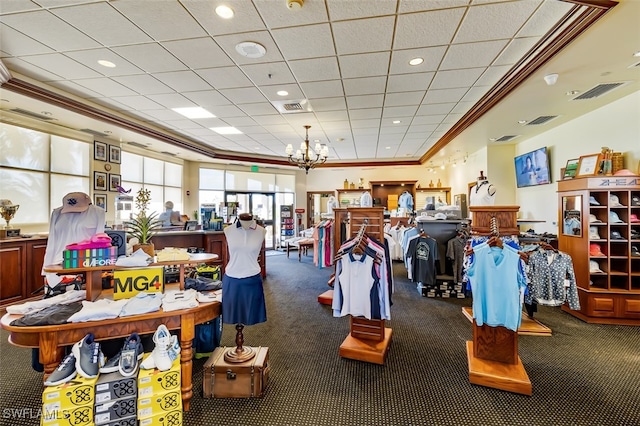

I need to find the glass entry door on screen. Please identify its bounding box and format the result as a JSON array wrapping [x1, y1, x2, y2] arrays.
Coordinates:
[[225, 192, 275, 249]]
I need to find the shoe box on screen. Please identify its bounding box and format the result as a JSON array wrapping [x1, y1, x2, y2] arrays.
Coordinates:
[[138, 408, 183, 426], [94, 395, 137, 425], [203, 346, 269, 398], [138, 355, 181, 397], [418, 282, 465, 299], [96, 416, 137, 426], [137, 389, 182, 420], [95, 372, 137, 404], [42, 375, 98, 413], [40, 404, 93, 426]]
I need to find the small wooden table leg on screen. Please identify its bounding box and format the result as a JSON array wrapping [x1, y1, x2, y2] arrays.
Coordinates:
[[180, 313, 195, 411], [286, 242, 291, 258], [299, 245, 302, 262]]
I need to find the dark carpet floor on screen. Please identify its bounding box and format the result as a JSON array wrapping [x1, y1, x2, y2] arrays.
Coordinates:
[[1, 254, 640, 426]]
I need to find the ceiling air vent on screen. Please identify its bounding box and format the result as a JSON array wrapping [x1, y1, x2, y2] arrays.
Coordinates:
[[127, 141, 147, 149], [526, 115, 559, 126], [79, 128, 108, 138], [270, 99, 312, 114], [571, 82, 626, 100], [494, 135, 519, 142], [10, 108, 55, 121], [160, 151, 177, 156]]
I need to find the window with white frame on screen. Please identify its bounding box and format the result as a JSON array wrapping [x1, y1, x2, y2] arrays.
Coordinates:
[[0, 123, 90, 225], [121, 152, 183, 217]]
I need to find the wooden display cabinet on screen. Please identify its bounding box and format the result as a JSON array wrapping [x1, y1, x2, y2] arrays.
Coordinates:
[[369, 180, 417, 210], [558, 177, 640, 325], [0, 237, 47, 305]]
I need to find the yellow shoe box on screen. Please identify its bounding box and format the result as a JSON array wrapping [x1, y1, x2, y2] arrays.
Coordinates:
[[40, 403, 93, 426], [42, 375, 98, 411], [137, 355, 180, 397], [138, 408, 183, 426], [137, 389, 182, 419]]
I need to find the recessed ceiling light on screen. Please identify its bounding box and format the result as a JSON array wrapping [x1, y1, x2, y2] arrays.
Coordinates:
[[98, 60, 116, 68], [392, 120, 401, 124], [215, 5, 234, 19], [172, 107, 215, 119], [633, 51, 640, 57], [566, 90, 580, 96], [235, 42, 266, 59], [385, 146, 391, 149], [517, 120, 527, 124], [489, 138, 497, 141], [277, 90, 288, 96], [336, 138, 344, 142], [409, 57, 424, 66], [211, 126, 243, 135]]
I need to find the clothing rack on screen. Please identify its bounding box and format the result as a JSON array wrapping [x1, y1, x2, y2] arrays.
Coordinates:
[[327, 207, 392, 364], [464, 211, 533, 395]]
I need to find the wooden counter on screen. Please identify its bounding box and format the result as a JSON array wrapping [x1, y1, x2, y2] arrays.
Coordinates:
[[0, 236, 48, 305]]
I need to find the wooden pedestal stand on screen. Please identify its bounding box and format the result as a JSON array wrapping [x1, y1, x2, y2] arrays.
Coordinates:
[[466, 321, 531, 395], [462, 307, 551, 337], [339, 316, 392, 365], [224, 324, 256, 363]]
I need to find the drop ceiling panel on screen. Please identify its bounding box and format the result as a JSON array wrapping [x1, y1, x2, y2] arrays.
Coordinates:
[[350, 118, 381, 129], [1, 10, 101, 51], [300, 81, 344, 99], [154, 71, 212, 92], [440, 40, 509, 70], [339, 52, 391, 79], [398, 0, 469, 14], [349, 108, 382, 120], [430, 68, 486, 90], [417, 103, 456, 116], [343, 77, 387, 96], [382, 106, 419, 118], [315, 110, 350, 122], [196, 66, 254, 90], [332, 16, 395, 55], [346, 94, 384, 110], [389, 46, 447, 75], [423, 87, 468, 104], [387, 73, 434, 92], [162, 38, 234, 69], [454, 1, 540, 43], [476, 65, 513, 87], [327, 0, 397, 20], [112, 75, 174, 95], [517, 0, 573, 38], [20, 53, 101, 79], [257, 0, 329, 27], [289, 57, 341, 83], [3, 57, 71, 82], [238, 103, 279, 116], [271, 24, 335, 60], [494, 37, 539, 66], [260, 82, 306, 100], [218, 87, 268, 104], [111, 1, 207, 40], [385, 92, 426, 107], [206, 104, 247, 118], [183, 1, 264, 36], [0, 25, 54, 56], [240, 62, 296, 86], [146, 93, 194, 109], [251, 115, 289, 126], [394, 9, 465, 49], [51, 2, 152, 46], [308, 97, 347, 112], [73, 78, 138, 97], [112, 44, 187, 73], [214, 31, 284, 66], [64, 49, 144, 77]]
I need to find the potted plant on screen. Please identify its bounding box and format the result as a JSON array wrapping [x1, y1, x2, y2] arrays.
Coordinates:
[[126, 188, 161, 257]]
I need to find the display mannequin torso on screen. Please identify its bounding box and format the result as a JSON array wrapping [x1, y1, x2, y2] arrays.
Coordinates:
[[469, 177, 496, 207], [223, 216, 266, 279]]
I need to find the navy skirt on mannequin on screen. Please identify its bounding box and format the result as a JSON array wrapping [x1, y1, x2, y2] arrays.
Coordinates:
[[222, 273, 267, 325]]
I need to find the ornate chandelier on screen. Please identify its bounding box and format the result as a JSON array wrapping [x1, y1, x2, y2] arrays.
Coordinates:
[[285, 125, 328, 174]]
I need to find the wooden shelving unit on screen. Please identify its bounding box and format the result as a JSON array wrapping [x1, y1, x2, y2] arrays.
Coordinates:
[[558, 177, 640, 325]]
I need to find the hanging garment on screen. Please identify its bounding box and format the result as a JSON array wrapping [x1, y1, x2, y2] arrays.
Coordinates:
[[526, 249, 580, 310], [467, 242, 527, 331], [398, 191, 414, 210], [408, 235, 439, 286], [447, 235, 466, 284]]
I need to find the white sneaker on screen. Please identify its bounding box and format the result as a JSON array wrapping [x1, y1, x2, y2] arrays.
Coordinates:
[[168, 335, 181, 362], [140, 324, 172, 371]]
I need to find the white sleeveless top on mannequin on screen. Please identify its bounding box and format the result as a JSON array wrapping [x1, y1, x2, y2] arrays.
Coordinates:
[[224, 220, 265, 279], [469, 181, 496, 206]]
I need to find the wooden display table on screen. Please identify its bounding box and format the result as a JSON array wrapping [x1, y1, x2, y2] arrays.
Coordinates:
[[1, 293, 220, 411], [43, 253, 218, 301]]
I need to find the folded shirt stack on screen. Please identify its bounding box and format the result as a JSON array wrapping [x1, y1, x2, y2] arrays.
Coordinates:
[[115, 248, 153, 267], [120, 292, 163, 316], [162, 289, 199, 312], [67, 298, 128, 322], [196, 290, 222, 303], [156, 247, 190, 262], [6, 290, 87, 315]]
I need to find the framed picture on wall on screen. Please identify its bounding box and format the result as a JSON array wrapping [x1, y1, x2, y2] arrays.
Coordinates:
[[576, 154, 601, 177], [109, 173, 121, 192], [109, 145, 121, 164], [94, 194, 107, 211], [94, 171, 107, 191], [94, 141, 107, 162]]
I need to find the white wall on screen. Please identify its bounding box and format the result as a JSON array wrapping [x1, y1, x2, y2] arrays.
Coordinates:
[[515, 90, 640, 234]]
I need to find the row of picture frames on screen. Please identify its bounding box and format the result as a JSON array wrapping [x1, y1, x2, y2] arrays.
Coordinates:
[[94, 141, 120, 164], [94, 171, 120, 192]]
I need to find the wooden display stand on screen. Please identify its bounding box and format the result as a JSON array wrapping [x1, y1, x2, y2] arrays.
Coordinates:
[[339, 317, 392, 365], [464, 207, 532, 395], [462, 307, 552, 336]]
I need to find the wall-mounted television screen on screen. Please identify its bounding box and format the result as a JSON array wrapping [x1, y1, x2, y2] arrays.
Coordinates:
[[514, 147, 551, 188]]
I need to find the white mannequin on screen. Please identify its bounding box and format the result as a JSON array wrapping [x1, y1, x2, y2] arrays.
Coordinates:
[[326, 196, 338, 215], [469, 171, 496, 207], [223, 213, 266, 279]]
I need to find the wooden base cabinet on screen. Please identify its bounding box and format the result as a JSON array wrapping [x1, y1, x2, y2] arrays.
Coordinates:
[[558, 177, 640, 325], [0, 238, 47, 305]]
